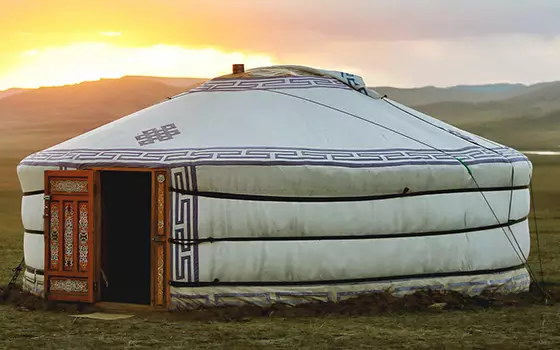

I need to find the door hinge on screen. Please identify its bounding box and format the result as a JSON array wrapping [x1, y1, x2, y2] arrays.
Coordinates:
[[44, 195, 51, 201], [93, 282, 98, 292]]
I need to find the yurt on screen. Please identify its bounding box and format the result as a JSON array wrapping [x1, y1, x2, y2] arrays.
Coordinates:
[[17, 65, 532, 309]]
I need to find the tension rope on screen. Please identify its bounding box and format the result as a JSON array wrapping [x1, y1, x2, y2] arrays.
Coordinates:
[[380, 97, 549, 301], [0, 257, 24, 301], [530, 181, 546, 284], [261, 88, 549, 301]]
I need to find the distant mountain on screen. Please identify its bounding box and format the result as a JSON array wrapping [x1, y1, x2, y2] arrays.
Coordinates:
[[501, 81, 560, 113], [0, 77, 187, 153], [0, 88, 27, 100], [412, 81, 560, 125], [413, 101, 521, 126], [463, 109, 560, 151], [123, 76, 207, 89], [372, 81, 559, 106], [451, 83, 526, 93]]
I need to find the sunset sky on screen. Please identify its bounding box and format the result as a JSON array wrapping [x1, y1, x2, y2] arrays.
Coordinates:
[[1, 0, 559, 90]]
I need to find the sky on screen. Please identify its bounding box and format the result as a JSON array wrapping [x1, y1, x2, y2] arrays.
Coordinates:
[[1, 0, 559, 90]]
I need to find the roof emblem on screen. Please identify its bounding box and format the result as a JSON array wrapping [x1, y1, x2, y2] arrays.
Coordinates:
[[135, 123, 181, 146]]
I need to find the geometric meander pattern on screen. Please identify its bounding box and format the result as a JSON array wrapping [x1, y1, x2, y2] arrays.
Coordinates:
[[78, 203, 89, 271], [171, 166, 199, 283], [49, 202, 60, 270], [21, 146, 529, 169], [187, 76, 353, 94], [64, 204, 74, 268], [50, 279, 88, 293], [50, 179, 88, 193]]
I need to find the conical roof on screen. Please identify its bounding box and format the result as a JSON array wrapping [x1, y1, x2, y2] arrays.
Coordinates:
[[20, 65, 530, 195]]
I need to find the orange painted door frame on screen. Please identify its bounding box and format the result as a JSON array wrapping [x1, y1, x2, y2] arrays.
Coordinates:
[[151, 170, 170, 307], [44, 168, 170, 306]]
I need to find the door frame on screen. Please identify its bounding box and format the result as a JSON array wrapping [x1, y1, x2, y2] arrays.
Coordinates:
[[45, 167, 171, 308], [92, 167, 171, 308]]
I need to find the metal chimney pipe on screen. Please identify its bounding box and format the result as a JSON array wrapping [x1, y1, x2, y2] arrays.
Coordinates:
[[232, 64, 245, 74]]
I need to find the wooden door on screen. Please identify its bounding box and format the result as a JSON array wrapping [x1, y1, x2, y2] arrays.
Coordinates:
[[44, 170, 96, 302]]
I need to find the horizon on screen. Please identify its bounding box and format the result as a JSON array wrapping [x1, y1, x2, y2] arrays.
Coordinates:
[[1, 1, 559, 90], [1, 73, 558, 93]]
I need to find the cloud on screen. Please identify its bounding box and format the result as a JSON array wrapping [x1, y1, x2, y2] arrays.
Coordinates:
[[4, 1, 560, 48], [154, 0, 560, 48], [291, 34, 560, 87], [1, 0, 560, 87]]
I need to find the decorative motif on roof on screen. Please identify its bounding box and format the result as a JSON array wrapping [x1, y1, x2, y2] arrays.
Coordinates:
[[202, 65, 382, 98], [136, 123, 181, 146]]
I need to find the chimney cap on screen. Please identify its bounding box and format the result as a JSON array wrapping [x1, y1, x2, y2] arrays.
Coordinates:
[[232, 64, 245, 74]]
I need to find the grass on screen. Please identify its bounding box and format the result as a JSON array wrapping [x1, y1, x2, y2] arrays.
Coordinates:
[[2, 307, 560, 349], [2, 149, 560, 348]]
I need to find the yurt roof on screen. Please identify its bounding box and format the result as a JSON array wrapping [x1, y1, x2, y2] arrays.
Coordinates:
[[19, 65, 527, 171]]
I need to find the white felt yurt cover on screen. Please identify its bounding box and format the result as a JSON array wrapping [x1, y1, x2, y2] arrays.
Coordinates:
[[19, 66, 532, 308]]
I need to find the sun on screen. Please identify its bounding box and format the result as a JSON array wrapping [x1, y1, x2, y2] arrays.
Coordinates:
[[0, 43, 275, 90]]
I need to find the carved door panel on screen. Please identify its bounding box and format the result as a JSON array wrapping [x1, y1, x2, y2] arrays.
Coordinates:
[[44, 170, 96, 302]]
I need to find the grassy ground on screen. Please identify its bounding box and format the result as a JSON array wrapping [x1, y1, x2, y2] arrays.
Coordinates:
[[1, 150, 560, 348]]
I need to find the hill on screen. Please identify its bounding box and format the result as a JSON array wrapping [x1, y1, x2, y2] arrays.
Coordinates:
[[463, 109, 560, 151], [0, 77, 187, 157], [0, 88, 27, 100], [412, 81, 560, 127], [373, 84, 527, 106], [123, 76, 207, 89], [373, 81, 560, 107], [0, 77, 186, 125]]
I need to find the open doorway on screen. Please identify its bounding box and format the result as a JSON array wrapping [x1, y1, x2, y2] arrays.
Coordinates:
[[100, 171, 152, 305]]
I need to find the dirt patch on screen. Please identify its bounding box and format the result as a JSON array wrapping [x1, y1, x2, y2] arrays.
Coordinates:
[[0, 286, 100, 313], [1, 283, 557, 321]]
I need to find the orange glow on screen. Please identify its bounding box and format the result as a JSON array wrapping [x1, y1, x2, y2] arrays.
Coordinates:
[[0, 0, 289, 90], [0, 43, 275, 90]]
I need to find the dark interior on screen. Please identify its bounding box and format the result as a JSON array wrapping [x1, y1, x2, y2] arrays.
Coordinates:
[[100, 171, 152, 304]]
